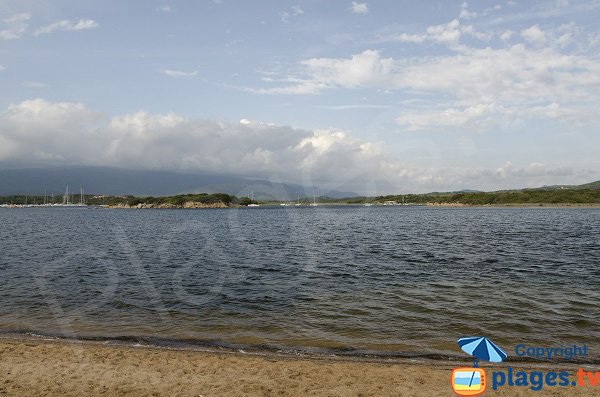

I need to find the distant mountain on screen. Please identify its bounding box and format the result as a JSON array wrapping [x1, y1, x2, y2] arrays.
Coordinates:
[[578, 180, 600, 189], [425, 189, 483, 195], [0, 166, 358, 200], [451, 189, 482, 193]]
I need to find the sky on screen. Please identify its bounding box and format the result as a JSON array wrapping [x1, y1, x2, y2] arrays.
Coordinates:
[[1, 0, 599, 194]]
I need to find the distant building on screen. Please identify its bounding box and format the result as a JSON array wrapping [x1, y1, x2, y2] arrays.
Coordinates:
[[383, 200, 398, 206]]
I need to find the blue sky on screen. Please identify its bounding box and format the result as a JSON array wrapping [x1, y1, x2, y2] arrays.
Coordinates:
[[1, 0, 599, 193]]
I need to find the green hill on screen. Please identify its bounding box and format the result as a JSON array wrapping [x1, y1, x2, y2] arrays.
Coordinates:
[[336, 179, 600, 205], [576, 180, 600, 189], [536, 180, 600, 191]]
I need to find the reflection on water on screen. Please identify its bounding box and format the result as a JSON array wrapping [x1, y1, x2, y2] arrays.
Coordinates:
[[0, 206, 599, 358]]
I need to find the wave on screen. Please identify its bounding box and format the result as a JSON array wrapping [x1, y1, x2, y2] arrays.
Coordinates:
[[1, 329, 598, 365]]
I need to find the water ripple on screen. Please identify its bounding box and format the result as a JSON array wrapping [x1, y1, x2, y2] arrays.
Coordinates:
[[0, 206, 599, 358]]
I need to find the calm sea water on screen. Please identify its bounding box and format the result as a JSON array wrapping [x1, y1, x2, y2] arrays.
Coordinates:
[[1, 206, 599, 360]]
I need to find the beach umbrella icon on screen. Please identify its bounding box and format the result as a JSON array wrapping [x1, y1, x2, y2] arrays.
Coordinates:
[[458, 336, 507, 366]]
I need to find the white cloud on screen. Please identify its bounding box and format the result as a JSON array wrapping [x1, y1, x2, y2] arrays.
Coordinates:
[[589, 32, 600, 48], [253, 44, 600, 101], [396, 102, 595, 131], [248, 39, 600, 131], [249, 7, 600, 108], [500, 30, 513, 41], [0, 99, 395, 192], [244, 81, 328, 95], [393, 44, 600, 128], [280, 12, 291, 23], [300, 50, 395, 87], [459, 2, 477, 19], [392, 33, 426, 44], [351, 2, 369, 14], [316, 104, 393, 110], [0, 65, 4, 72], [521, 24, 546, 46], [460, 24, 492, 41], [0, 13, 31, 40], [0, 99, 104, 165], [428, 161, 582, 191], [244, 50, 395, 94], [392, 19, 461, 45], [280, 5, 305, 23], [382, 18, 488, 47], [553, 22, 581, 48], [34, 19, 99, 36], [399, 44, 600, 102], [291, 5, 304, 16], [396, 104, 496, 131], [493, 161, 573, 179], [161, 69, 199, 78], [0, 98, 595, 193], [158, 5, 172, 12], [425, 19, 463, 45]]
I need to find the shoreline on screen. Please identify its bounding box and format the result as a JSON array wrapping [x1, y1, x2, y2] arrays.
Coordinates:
[[0, 334, 458, 366], [2, 202, 600, 209], [1, 332, 598, 366], [1, 337, 596, 397], [424, 202, 600, 208]]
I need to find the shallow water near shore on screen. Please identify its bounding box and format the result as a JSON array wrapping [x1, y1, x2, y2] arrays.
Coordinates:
[[1, 206, 599, 361]]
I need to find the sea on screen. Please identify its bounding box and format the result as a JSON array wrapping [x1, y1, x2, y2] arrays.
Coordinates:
[[1, 206, 599, 362]]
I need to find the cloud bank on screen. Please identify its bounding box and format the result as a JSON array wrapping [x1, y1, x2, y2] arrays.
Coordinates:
[[0, 99, 593, 194]]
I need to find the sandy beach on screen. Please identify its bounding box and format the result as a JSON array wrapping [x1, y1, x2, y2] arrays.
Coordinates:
[[0, 338, 596, 397]]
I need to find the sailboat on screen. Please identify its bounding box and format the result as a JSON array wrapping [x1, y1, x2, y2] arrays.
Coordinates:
[[77, 188, 86, 206], [247, 191, 260, 207], [310, 190, 319, 207], [60, 185, 83, 207], [63, 185, 70, 205], [295, 195, 302, 206]]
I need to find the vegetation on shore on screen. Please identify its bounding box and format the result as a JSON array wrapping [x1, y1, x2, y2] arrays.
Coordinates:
[[1, 184, 600, 207], [0, 193, 257, 207], [327, 188, 600, 206], [123, 193, 238, 207]]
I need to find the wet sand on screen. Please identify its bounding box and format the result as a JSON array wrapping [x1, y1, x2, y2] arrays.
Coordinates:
[[0, 338, 596, 396]]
